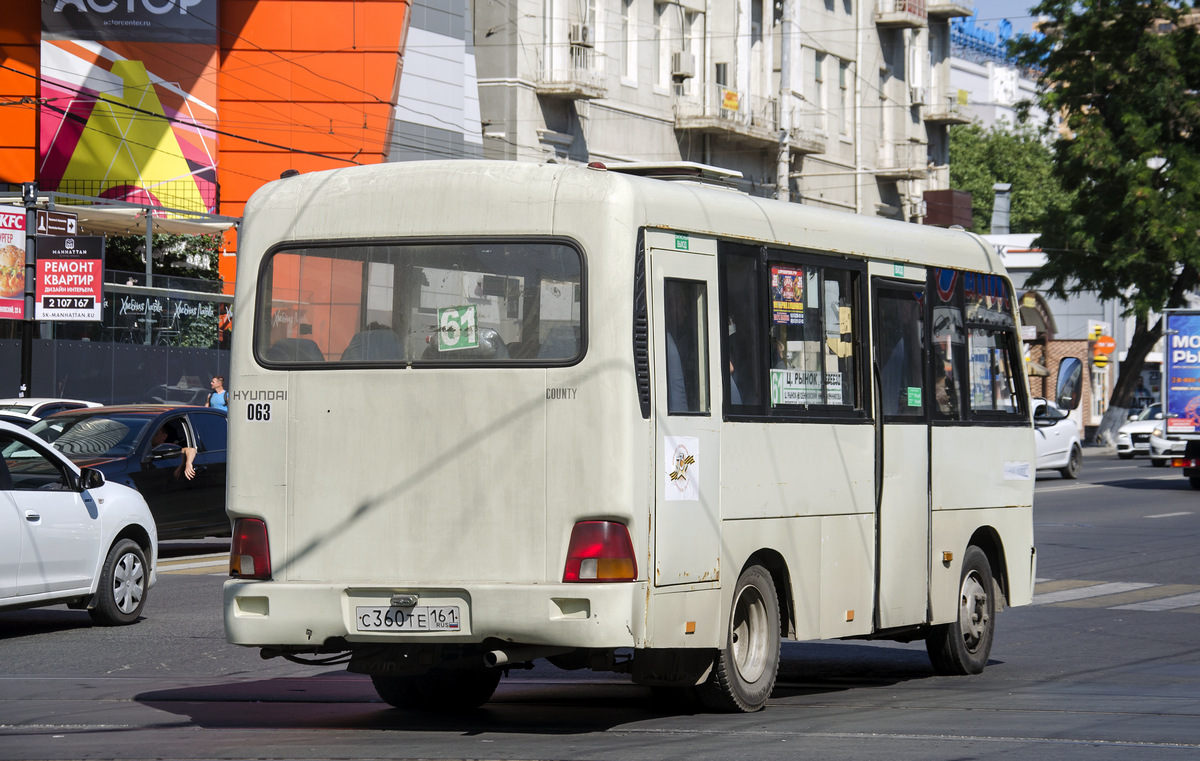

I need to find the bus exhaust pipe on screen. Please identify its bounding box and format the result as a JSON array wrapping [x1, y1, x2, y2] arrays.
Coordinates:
[[484, 646, 573, 668]]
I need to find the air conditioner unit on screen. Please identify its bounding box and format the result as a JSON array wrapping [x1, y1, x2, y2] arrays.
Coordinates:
[[910, 86, 927, 105], [569, 23, 592, 47], [671, 51, 696, 79]]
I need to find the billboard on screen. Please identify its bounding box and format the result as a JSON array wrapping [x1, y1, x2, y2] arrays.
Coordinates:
[[42, 0, 218, 45], [35, 235, 105, 322], [1165, 311, 1200, 435], [39, 0, 219, 215]]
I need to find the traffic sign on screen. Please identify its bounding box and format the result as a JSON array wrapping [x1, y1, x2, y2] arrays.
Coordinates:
[[1094, 335, 1116, 355], [1093, 353, 1110, 368], [35, 209, 78, 236]]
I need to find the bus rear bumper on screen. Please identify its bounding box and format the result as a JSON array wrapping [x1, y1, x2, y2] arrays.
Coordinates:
[[223, 579, 645, 650]]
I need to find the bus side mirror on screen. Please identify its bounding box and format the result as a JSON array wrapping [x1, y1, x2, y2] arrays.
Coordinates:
[[1055, 357, 1084, 411]]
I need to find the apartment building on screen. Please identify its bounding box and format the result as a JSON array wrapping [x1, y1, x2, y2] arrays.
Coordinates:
[[473, 0, 974, 221]]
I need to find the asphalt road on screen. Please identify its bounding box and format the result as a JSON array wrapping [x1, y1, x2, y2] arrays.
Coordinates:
[[1, 450, 1197, 761]]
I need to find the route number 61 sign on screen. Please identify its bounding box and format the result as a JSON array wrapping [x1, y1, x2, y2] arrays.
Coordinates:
[[438, 304, 478, 351]]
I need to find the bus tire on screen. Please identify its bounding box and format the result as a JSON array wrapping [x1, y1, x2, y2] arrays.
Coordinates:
[[371, 668, 501, 712], [925, 545, 995, 676], [698, 564, 780, 712], [1190, 476, 1200, 490], [88, 538, 148, 626], [1059, 445, 1081, 479]]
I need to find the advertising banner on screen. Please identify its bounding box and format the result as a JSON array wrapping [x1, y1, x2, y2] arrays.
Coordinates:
[[0, 209, 28, 321], [35, 235, 105, 321], [40, 1, 220, 216], [42, 0, 218, 45], [1165, 312, 1200, 435]]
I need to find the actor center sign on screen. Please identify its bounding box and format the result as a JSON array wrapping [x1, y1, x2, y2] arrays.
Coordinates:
[[35, 236, 105, 321]]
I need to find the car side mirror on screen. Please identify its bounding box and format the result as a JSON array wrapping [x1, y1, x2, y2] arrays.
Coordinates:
[[1055, 357, 1084, 411], [79, 467, 105, 490], [1128, 413, 1139, 421]]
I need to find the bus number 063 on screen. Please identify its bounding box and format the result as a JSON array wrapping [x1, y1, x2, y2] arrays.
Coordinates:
[[247, 402, 272, 421]]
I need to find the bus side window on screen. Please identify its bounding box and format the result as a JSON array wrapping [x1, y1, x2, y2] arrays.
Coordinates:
[[719, 248, 764, 410], [664, 279, 710, 415]]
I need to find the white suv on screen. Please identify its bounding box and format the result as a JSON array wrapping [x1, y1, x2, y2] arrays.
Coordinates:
[[1034, 398, 1083, 479], [0, 421, 157, 625]]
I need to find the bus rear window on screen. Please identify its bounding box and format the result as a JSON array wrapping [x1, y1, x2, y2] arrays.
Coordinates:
[[256, 241, 583, 366]]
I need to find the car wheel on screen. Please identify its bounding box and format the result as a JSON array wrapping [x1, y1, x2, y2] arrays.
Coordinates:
[[89, 538, 148, 626], [1059, 446, 1082, 479], [371, 667, 501, 712], [1151, 458, 1167, 468], [697, 564, 780, 712], [1117, 452, 1134, 460], [926, 545, 995, 676]]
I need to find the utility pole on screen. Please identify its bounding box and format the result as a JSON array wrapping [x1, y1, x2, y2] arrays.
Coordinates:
[[20, 182, 36, 398], [776, 0, 793, 202]]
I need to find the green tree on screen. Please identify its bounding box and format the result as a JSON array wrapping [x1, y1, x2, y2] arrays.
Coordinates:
[[948, 121, 1068, 234], [104, 232, 223, 284], [1011, 0, 1200, 443]]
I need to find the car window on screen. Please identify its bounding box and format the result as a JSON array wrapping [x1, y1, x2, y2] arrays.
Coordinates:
[[189, 412, 227, 452], [1, 431, 71, 491], [31, 415, 150, 458]]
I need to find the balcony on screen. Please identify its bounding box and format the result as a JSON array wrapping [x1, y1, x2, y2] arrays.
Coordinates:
[[675, 82, 779, 147], [534, 44, 607, 100], [876, 141, 930, 180], [924, 92, 972, 124], [876, 0, 928, 28], [788, 104, 827, 155], [927, 0, 974, 19]]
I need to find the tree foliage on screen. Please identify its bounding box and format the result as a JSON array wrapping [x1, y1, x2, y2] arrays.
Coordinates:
[[948, 122, 1068, 234], [104, 233, 223, 283], [1011, 0, 1200, 437]]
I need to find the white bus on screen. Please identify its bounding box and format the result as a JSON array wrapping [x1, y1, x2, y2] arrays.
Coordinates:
[[223, 161, 1071, 713]]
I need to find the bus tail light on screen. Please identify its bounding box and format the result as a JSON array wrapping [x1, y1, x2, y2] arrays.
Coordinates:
[[1171, 458, 1199, 468], [230, 518, 272, 580], [563, 521, 637, 582]]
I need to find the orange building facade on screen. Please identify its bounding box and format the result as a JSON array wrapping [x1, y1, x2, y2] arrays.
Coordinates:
[[1, 0, 412, 285]]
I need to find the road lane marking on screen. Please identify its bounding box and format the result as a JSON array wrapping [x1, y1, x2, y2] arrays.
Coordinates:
[[1056, 584, 1200, 608], [1031, 579, 1104, 595], [1031, 582, 1156, 605], [1114, 591, 1200, 611], [1146, 511, 1193, 518]]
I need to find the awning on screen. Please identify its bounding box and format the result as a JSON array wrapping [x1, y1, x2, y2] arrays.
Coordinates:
[[1027, 359, 1050, 377], [1, 196, 239, 237]]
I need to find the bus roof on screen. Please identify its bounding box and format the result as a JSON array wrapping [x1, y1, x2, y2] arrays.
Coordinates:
[[239, 160, 1004, 276]]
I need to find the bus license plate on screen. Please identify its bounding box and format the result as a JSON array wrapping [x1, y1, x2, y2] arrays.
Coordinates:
[[355, 605, 460, 632]]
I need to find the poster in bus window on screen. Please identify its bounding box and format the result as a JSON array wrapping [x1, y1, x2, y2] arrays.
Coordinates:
[[770, 369, 841, 405], [1166, 312, 1200, 433], [0, 209, 26, 320], [771, 266, 804, 325]]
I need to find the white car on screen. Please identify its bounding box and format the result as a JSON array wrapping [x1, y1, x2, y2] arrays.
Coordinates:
[[1034, 398, 1083, 479], [1149, 423, 1187, 467], [1115, 403, 1163, 459], [0, 397, 102, 419], [0, 421, 157, 625]]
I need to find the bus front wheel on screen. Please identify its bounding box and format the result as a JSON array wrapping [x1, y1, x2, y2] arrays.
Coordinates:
[[698, 564, 780, 712], [371, 668, 501, 712], [926, 545, 995, 676]]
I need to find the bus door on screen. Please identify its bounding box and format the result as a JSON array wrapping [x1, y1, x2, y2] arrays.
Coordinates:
[[872, 279, 930, 629], [649, 247, 721, 586]]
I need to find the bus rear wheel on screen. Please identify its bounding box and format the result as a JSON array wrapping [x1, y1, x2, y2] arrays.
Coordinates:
[[698, 564, 780, 712], [926, 545, 995, 675], [371, 667, 501, 712]]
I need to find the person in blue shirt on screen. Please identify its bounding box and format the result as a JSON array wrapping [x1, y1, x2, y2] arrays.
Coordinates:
[[208, 376, 228, 411]]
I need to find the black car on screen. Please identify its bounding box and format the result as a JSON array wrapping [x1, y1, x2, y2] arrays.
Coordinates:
[[29, 405, 229, 540]]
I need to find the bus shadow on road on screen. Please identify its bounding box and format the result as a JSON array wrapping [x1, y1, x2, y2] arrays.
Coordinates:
[[132, 643, 952, 732]]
